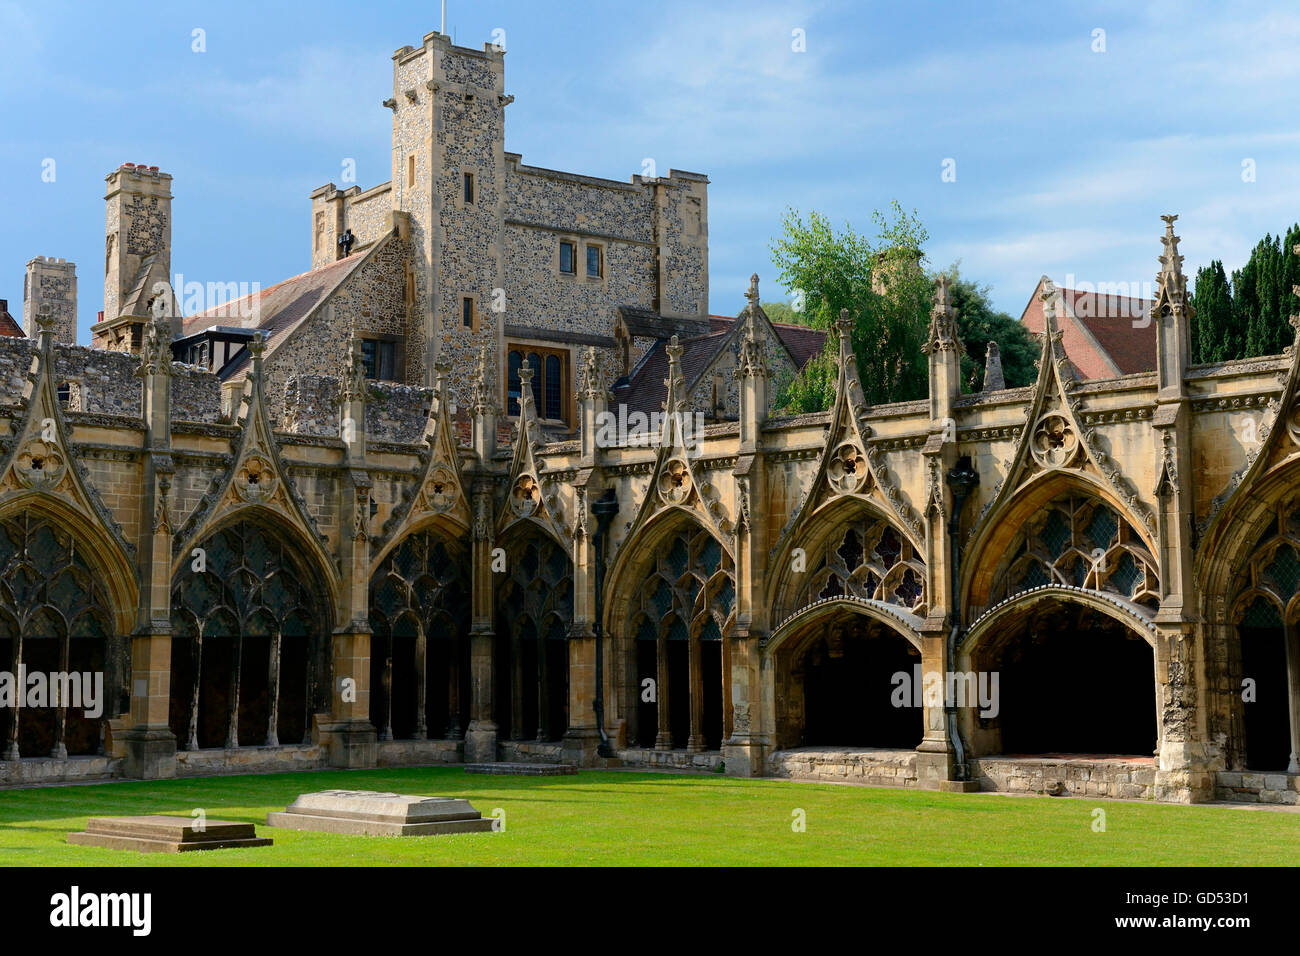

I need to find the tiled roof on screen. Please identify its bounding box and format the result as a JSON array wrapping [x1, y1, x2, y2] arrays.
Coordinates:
[[0, 302, 23, 338], [1019, 277, 1156, 379], [181, 251, 372, 381]]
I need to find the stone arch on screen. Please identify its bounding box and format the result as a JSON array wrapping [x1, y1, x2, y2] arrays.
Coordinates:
[[1221, 492, 1300, 772], [0, 501, 132, 760], [169, 509, 334, 750], [494, 522, 574, 742], [767, 496, 927, 628], [607, 509, 734, 752], [964, 472, 1159, 617], [766, 599, 925, 750], [958, 586, 1159, 758], [368, 524, 471, 742]]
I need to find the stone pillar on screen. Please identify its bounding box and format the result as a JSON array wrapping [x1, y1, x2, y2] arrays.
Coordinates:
[[725, 278, 772, 776], [1285, 621, 1300, 773], [323, 334, 378, 768], [124, 314, 177, 779], [563, 356, 609, 766], [465, 476, 498, 762]]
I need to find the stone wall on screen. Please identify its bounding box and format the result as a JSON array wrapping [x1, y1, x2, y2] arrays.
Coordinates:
[[767, 747, 918, 787]]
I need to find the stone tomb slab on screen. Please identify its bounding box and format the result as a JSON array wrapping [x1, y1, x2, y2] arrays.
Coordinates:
[[266, 789, 496, 836], [68, 815, 273, 853]]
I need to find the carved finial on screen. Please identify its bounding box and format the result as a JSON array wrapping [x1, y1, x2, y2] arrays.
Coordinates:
[[433, 356, 451, 406], [662, 334, 687, 413], [1040, 277, 1059, 329], [343, 332, 366, 401], [1153, 213, 1194, 321], [745, 273, 760, 312], [517, 360, 535, 417], [982, 340, 1005, 391], [579, 345, 603, 399], [248, 330, 266, 361], [923, 273, 962, 355], [470, 346, 495, 415]]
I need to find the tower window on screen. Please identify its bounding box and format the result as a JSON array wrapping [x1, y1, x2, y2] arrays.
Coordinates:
[[464, 172, 475, 203], [462, 297, 475, 329], [586, 244, 602, 278], [559, 241, 576, 275], [506, 345, 568, 422], [361, 338, 397, 381], [407, 154, 416, 186]]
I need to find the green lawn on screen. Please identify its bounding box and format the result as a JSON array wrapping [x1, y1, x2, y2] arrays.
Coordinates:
[[0, 767, 1296, 866]]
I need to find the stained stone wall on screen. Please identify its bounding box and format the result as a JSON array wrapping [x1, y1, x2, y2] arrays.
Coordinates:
[[310, 183, 395, 272], [23, 257, 77, 344]]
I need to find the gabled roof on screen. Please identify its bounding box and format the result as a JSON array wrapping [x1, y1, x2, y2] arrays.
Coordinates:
[[0, 301, 23, 338], [1019, 276, 1156, 379], [618, 314, 826, 415], [181, 247, 377, 381]]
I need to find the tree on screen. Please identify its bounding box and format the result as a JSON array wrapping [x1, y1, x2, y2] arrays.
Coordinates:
[[759, 300, 800, 326], [1191, 223, 1300, 362], [1190, 260, 1233, 363], [770, 201, 931, 411], [940, 265, 1038, 390]]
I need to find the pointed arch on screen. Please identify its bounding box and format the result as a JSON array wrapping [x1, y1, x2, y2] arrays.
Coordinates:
[[169, 512, 334, 750], [0, 502, 131, 759], [367, 524, 471, 742], [767, 494, 927, 627], [494, 520, 574, 742], [963, 469, 1159, 616]]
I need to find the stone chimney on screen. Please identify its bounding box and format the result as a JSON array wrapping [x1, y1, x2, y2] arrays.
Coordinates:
[[92, 163, 176, 353], [23, 257, 77, 343]]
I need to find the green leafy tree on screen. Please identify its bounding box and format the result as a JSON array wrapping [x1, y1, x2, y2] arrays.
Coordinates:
[[1192, 223, 1299, 362], [771, 201, 931, 411], [939, 265, 1038, 390]]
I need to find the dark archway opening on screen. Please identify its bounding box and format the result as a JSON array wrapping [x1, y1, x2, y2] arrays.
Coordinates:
[[799, 620, 922, 748], [978, 604, 1156, 756], [237, 634, 270, 746], [667, 639, 690, 748], [1240, 621, 1291, 771], [634, 638, 657, 748], [197, 635, 232, 749], [700, 639, 723, 750]]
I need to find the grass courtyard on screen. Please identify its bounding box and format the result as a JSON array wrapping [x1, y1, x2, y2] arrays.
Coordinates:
[[0, 767, 1296, 866]]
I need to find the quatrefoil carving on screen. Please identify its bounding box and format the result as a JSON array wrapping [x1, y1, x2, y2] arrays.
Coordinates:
[[1031, 414, 1078, 468], [827, 441, 868, 494], [658, 457, 692, 504]]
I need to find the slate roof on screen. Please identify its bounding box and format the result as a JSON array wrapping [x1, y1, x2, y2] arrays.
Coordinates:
[[1019, 276, 1156, 379], [180, 248, 375, 381], [618, 314, 826, 416]]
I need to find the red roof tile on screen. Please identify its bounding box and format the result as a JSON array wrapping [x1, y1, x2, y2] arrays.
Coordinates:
[[1019, 277, 1155, 379]]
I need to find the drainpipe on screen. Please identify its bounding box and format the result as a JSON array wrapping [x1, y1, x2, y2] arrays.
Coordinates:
[[591, 488, 620, 759], [945, 457, 979, 780]]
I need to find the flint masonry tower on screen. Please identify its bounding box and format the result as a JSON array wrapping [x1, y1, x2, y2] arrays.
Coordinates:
[[23, 256, 77, 343], [390, 31, 507, 389], [92, 163, 175, 353]]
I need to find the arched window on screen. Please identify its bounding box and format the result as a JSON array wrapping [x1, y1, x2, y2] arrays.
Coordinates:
[[1231, 500, 1300, 772], [0, 512, 122, 759], [369, 531, 470, 741], [624, 524, 734, 751], [796, 515, 926, 616], [991, 494, 1158, 608], [170, 521, 328, 750], [496, 531, 573, 741]]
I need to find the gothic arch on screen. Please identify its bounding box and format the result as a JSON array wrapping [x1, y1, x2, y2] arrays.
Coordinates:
[[368, 525, 471, 742], [957, 586, 1159, 758], [766, 599, 924, 750], [608, 510, 735, 752], [168, 511, 333, 750], [767, 496, 927, 629], [964, 471, 1159, 616], [494, 521, 574, 742], [0, 501, 132, 759]]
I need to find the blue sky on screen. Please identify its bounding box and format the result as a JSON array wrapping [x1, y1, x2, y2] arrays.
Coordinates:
[[2, 0, 1298, 343]]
